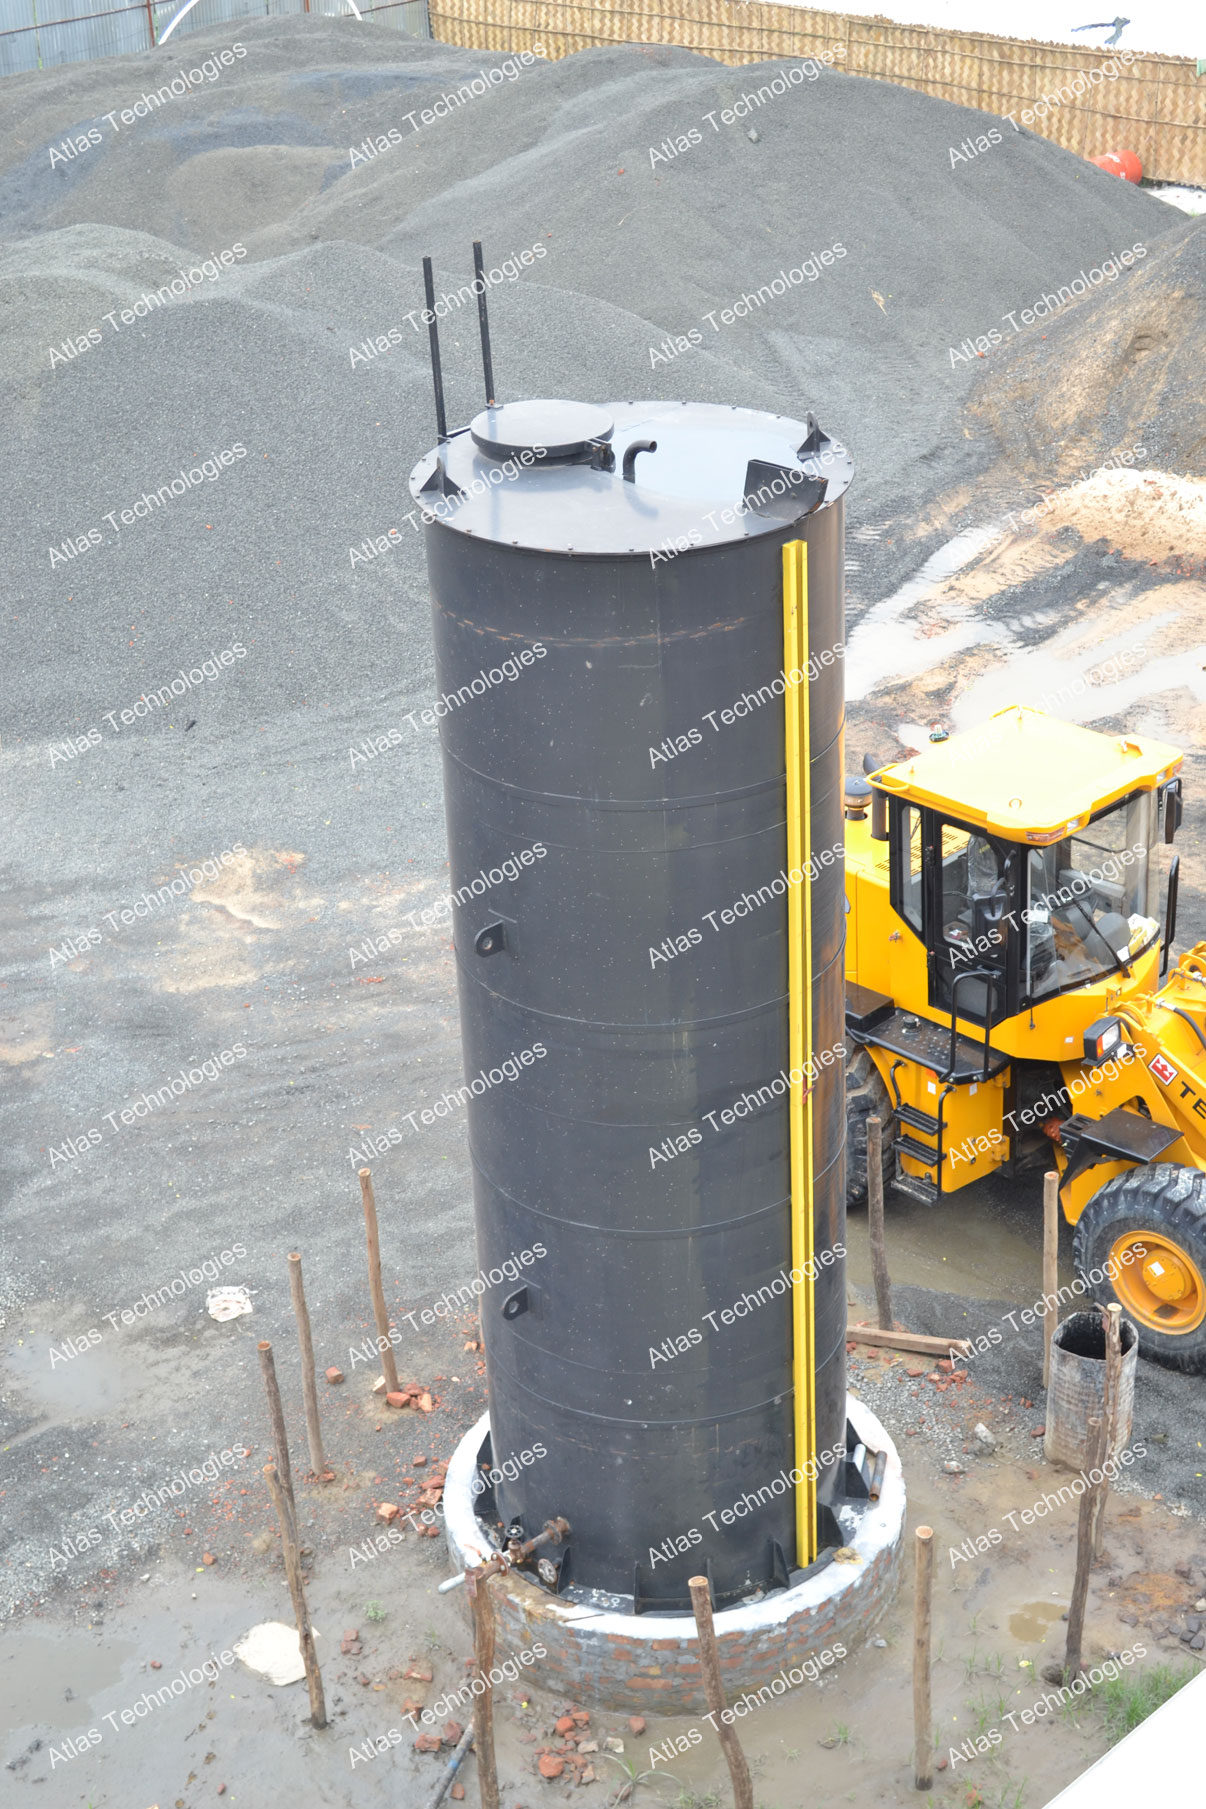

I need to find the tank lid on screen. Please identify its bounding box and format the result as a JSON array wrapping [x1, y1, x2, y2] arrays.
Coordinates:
[[471, 399, 614, 462]]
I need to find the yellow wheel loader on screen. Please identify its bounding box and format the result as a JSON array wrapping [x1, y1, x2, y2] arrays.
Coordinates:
[[844, 705, 1206, 1370]]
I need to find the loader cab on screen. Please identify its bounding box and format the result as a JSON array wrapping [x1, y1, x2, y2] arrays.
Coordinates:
[[866, 710, 1183, 1049], [889, 789, 1165, 1032]]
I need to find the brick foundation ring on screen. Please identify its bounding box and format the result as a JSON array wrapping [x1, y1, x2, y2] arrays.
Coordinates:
[[442, 1394, 905, 1713]]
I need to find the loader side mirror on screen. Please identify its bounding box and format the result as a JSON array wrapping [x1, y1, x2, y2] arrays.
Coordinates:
[[1162, 778, 1182, 844]]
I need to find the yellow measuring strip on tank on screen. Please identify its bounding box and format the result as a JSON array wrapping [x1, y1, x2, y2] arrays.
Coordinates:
[[783, 539, 818, 1567]]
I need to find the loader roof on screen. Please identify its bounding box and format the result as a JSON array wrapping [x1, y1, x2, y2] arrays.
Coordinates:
[[870, 707, 1182, 842]]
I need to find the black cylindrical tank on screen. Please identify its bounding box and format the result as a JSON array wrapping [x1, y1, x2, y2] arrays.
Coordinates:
[[409, 399, 852, 1607]]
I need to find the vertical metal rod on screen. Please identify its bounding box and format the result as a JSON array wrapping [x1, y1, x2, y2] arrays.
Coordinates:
[[1042, 1171, 1059, 1388], [264, 1462, 327, 1727], [467, 1569, 500, 1809], [1065, 1415, 1106, 1679], [688, 1576, 753, 1809], [912, 1526, 934, 1790], [422, 256, 448, 442], [288, 1253, 327, 1479], [867, 1116, 893, 1332], [359, 1168, 400, 1396], [258, 1340, 296, 1544], [472, 241, 496, 406]]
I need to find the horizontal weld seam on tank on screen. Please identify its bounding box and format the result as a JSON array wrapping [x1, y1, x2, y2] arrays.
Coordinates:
[[439, 746, 785, 807], [465, 1167, 795, 1236], [474, 1372, 801, 1430], [452, 973, 794, 1031]]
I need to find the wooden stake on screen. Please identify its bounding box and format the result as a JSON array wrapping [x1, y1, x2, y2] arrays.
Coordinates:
[[264, 1461, 326, 1727], [358, 1167, 400, 1397], [867, 1115, 893, 1332], [688, 1575, 753, 1809], [1093, 1304, 1123, 1559], [288, 1253, 327, 1479], [1065, 1415, 1106, 1681], [912, 1526, 934, 1790], [467, 1568, 499, 1809], [257, 1340, 296, 1543], [1042, 1170, 1059, 1389], [848, 1326, 971, 1358]]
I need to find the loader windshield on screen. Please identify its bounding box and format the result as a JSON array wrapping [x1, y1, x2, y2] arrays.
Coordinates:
[[1024, 790, 1159, 999]]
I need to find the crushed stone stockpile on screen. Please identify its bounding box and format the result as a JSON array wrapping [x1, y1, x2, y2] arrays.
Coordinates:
[[970, 217, 1206, 478], [0, 16, 1184, 550]]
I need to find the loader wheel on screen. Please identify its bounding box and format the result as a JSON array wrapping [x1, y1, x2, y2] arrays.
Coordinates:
[[845, 1046, 894, 1209], [1073, 1164, 1206, 1372]]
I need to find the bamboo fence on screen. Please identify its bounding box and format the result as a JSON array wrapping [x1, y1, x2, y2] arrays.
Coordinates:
[[427, 0, 1206, 185]]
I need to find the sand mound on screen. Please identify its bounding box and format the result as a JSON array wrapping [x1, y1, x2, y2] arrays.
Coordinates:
[[971, 218, 1206, 477]]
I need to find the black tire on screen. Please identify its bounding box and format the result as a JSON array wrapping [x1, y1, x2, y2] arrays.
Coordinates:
[[1073, 1164, 1206, 1373], [845, 1045, 894, 1210]]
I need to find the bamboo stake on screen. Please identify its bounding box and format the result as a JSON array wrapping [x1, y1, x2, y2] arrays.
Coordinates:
[[1042, 1171, 1059, 1389], [912, 1526, 934, 1791], [688, 1575, 753, 1809], [467, 1568, 499, 1809], [1093, 1304, 1123, 1559], [1065, 1415, 1106, 1680], [867, 1115, 893, 1332], [358, 1167, 400, 1397], [258, 1340, 296, 1543], [287, 1253, 327, 1479], [264, 1461, 326, 1727]]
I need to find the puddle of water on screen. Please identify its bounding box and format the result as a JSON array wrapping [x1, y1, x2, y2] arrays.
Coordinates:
[[846, 525, 1005, 700], [0, 1630, 136, 1738], [950, 614, 1206, 730], [5, 1331, 134, 1420], [1009, 1600, 1068, 1642]]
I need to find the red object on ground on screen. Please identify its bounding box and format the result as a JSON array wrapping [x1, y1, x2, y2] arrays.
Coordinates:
[[1090, 149, 1142, 183]]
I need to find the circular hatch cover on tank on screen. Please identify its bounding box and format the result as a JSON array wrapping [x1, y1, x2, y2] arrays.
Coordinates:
[[470, 400, 614, 462]]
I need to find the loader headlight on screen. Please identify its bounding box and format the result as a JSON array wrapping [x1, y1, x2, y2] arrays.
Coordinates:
[[1083, 1016, 1122, 1062]]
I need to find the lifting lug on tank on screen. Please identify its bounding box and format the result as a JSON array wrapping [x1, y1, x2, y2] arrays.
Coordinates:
[[438, 1515, 571, 1594]]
